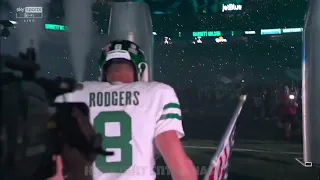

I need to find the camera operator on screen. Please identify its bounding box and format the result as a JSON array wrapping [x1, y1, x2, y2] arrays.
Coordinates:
[[0, 47, 111, 180], [48, 103, 97, 180], [48, 105, 97, 180]]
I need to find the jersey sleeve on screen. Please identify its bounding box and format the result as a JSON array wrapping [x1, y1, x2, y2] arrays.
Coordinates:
[[154, 84, 185, 139]]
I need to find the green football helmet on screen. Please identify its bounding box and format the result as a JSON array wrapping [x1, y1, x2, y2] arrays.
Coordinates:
[[98, 40, 149, 82]]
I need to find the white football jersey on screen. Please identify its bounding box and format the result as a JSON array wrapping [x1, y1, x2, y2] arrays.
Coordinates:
[[55, 81, 185, 180]]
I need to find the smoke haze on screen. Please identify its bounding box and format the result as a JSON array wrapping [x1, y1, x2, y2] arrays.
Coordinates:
[[64, 0, 93, 82]]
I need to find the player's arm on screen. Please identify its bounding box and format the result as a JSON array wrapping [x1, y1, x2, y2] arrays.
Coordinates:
[[154, 85, 197, 180]]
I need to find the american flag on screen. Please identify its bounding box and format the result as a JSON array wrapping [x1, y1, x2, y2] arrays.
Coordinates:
[[204, 95, 246, 180], [206, 126, 235, 180]]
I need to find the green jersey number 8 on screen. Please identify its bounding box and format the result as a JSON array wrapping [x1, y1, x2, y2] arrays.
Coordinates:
[[93, 111, 132, 173]]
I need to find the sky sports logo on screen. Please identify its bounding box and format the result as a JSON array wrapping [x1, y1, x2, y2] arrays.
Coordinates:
[[16, 7, 43, 13]]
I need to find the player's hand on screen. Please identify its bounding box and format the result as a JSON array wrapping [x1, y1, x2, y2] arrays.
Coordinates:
[[48, 155, 64, 180]]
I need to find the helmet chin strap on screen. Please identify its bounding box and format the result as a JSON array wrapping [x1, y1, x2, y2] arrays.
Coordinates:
[[99, 71, 106, 82], [138, 62, 149, 81], [98, 71, 102, 81]]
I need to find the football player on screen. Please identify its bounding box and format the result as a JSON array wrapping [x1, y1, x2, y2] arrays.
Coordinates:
[[55, 40, 197, 180]]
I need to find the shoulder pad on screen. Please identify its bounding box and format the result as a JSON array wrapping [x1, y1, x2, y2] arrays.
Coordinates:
[[148, 81, 175, 92]]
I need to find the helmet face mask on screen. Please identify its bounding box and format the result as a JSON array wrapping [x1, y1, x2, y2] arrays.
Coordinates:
[[99, 40, 148, 82]]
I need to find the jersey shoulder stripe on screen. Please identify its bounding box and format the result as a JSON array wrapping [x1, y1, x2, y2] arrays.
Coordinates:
[[159, 102, 182, 121], [148, 82, 182, 122], [163, 103, 180, 109]]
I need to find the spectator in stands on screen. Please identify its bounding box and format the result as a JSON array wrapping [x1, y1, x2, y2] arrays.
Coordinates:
[[263, 88, 273, 120], [278, 87, 298, 140]]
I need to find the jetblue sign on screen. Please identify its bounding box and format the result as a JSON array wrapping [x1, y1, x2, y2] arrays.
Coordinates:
[[222, 4, 242, 12]]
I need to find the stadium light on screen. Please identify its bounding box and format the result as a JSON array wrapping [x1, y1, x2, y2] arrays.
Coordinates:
[[215, 36, 227, 43], [164, 37, 172, 44], [9, 20, 17, 25], [289, 95, 295, 100]]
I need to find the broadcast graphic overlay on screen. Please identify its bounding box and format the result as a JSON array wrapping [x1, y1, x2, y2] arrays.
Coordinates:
[[16, 6, 43, 23]]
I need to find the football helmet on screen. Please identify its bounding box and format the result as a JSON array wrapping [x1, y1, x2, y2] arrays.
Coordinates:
[[98, 40, 149, 82]]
